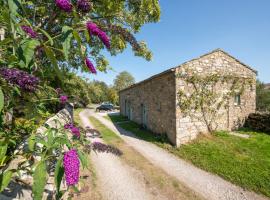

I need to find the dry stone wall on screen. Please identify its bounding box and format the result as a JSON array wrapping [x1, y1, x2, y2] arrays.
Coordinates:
[[1, 104, 73, 200]]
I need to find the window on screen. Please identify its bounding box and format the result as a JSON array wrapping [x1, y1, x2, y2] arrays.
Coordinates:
[[234, 94, 241, 106]]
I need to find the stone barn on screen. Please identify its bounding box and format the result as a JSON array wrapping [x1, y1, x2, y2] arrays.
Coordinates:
[[119, 49, 257, 146]]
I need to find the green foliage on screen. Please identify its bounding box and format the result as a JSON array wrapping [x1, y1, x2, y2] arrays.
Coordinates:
[[14, 118, 39, 136], [62, 74, 91, 107], [175, 131, 270, 197], [113, 71, 135, 92], [177, 72, 254, 132], [54, 155, 64, 196], [28, 133, 35, 152], [104, 114, 170, 145], [33, 161, 47, 200], [43, 45, 63, 80], [88, 80, 110, 104], [256, 80, 270, 112], [0, 0, 160, 197], [104, 114, 270, 197], [77, 150, 89, 169], [89, 116, 122, 144], [107, 88, 118, 105], [17, 39, 40, 69], [61, 26, 73, 60], [0, 145, 8, 166], [0, 170, 13, 192], [0, 87, 3, 112]]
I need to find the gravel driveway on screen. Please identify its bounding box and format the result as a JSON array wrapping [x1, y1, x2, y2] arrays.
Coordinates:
[[92, 111, 268, 200], [79, 109, 168, 200]]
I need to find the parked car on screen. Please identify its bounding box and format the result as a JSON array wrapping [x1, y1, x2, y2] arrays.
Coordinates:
[[101, 102, 114, 107], [96, 104, 114, 112]]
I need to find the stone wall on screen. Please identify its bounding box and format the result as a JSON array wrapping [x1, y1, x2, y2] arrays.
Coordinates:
[[175, 50, 256, 145], [119, 49, 256, 146], [2, 104, 73, 200], [119, 71, 177, 145]]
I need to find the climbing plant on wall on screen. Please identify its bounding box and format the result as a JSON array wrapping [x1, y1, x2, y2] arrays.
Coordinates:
[[177, 71, 254, 133]]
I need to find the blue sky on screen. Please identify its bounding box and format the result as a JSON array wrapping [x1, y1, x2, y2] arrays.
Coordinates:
[[81, 0, 270, 85]]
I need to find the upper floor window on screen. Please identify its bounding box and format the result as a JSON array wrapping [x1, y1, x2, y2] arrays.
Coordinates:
[[234, 94, 241, 106]]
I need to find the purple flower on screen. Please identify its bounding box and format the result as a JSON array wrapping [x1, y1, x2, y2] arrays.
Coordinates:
[[85, 58, 97, 74], [64, 123, 80, 137], [77, 0, 91, 12], [86, 22, 110, 49], [0, 68, 39, 92], [70, 126, 80, 137], [55, 0, 72, 12], [60, 95, 68, 104], [63, 149, 80, 186], [21, 25, 37, 38], [64, 123, 73, 129], [97, 31, 110, 49]]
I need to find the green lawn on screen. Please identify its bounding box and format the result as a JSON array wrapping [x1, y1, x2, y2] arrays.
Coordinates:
[[103, 114, 129, 123], [104, 114, 270, 197], [90, 116, 122, 145]]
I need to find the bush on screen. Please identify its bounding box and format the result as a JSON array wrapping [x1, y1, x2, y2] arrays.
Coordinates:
[[244, 113, 270, 134]]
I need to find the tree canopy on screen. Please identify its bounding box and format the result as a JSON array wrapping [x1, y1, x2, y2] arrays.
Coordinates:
[[0, 0, 161, 199], [113, 70, 135, 91], [256, 80, 270, 112]]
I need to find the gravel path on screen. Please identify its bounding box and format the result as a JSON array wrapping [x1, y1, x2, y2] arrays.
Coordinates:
[[92, 111, 268, 200], [79, 109, 168, 200]]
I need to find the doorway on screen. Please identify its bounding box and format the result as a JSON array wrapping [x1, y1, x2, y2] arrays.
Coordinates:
[[141, 103, 147, 128]]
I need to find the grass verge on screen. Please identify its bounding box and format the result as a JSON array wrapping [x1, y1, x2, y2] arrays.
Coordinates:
[[104, 114, 270, 198], [90, 116, 204, 200]]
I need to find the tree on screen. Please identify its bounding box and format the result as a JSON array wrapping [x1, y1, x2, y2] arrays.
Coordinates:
[[0, 0, 160, 199], [256, 80, 270, 112], [62, 73, 91, 107], [107, 87, 118, 105], [113, 71, 135, 92]]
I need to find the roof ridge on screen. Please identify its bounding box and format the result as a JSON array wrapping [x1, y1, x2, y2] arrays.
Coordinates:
[[172, 48, 257, 74]]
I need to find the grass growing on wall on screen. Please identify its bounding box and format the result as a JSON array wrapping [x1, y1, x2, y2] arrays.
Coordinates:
[[104, 114, 270, 198]]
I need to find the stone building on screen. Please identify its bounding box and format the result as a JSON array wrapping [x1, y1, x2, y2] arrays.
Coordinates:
[[119, 49, 257, 146]]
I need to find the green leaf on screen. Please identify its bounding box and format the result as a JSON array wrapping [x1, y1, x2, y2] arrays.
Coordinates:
[[53, 137, 71, 148], [28, 134, 35, 151], [0, 170, 13, 192], [8, 0, 21, 15], [33, 161, 47, 200], [73, 30, 83, 57], [47, 130, 54, 149], [61, 26, 73, 60], [0, 145, 7, 162], [84, 29, 90, 43], [54, 155, 64, 195], [0, 38, 12, 46], [77, 150, 88, 169], [38, 28, 53, 46], [0, 88, 4, 112], [17, 39, 40, 68], [43, 46, 62, 79]]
